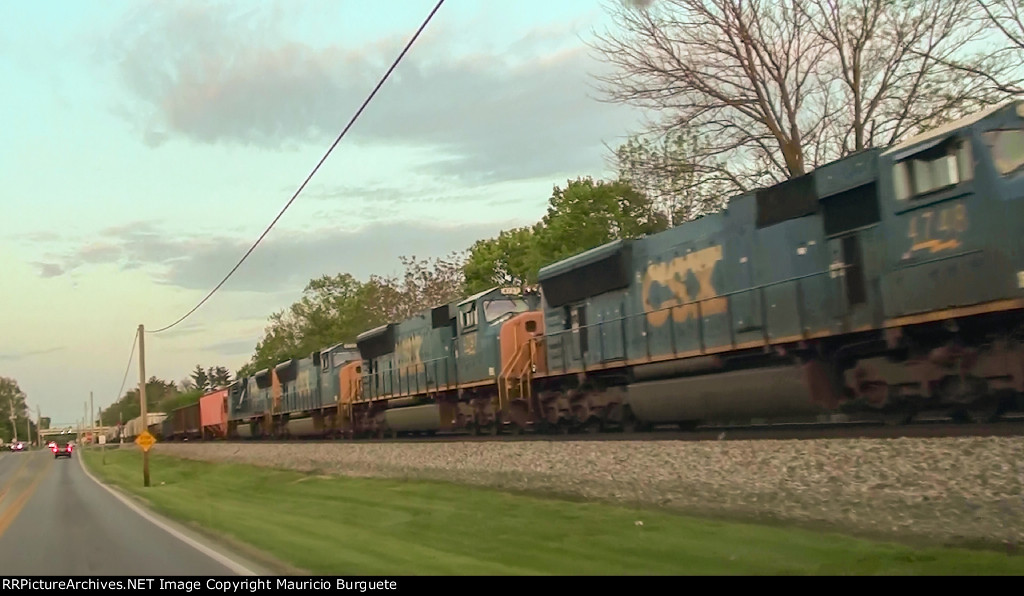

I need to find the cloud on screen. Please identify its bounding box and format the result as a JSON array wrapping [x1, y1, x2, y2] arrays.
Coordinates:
[[34, 219, 513, 293], [205, 337, 259, 357], [0, 347, 65, 361], [102, 2, 641, 184], [35, 263, 65, 278]]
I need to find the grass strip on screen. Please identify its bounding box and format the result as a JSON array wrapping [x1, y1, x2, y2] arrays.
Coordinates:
[[82, 448, 1024, 575]]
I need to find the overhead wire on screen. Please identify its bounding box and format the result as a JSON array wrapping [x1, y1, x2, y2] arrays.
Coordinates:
[[147, 0, 446, 334], [103, 328, 138, 425]]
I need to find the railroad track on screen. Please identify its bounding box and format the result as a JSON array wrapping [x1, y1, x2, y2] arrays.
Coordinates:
[[158, 416, 1024, 446]]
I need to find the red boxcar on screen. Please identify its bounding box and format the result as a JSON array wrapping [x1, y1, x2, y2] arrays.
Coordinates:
[[200, 389, 228, 439]]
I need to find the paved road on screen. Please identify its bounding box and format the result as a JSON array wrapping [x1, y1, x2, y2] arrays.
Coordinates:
[[0, 448, 265, 575]]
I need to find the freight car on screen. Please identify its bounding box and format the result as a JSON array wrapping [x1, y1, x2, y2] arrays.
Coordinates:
[[117, 390, 230, 443], [122, 413, 166, 441], [162, 402, 201, 441], [169, 100, 1024, 441]]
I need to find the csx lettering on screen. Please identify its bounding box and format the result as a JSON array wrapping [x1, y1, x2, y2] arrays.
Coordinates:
[[907, 203, 967, 253], [395, 335, 424, 371], [462, 332, 477, 356], [641, 245, 727, 327]]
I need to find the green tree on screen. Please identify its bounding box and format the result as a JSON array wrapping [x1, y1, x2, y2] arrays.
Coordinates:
[[463, 177, 668, 294], [0, 377, 34, 443], [100, 376, 179, 424], [158, 388, 204, 413], [463, 227, 544, 294], [189, 365, 210, 392], [536, 177, 669, 265], [239, 274, 395, 377], [208, 366, 232, 389], [184, 365, 233, 392], [238, 254, 468, 378]]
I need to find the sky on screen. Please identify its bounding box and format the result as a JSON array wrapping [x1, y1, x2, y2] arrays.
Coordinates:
[[0, 0, 649, 427]]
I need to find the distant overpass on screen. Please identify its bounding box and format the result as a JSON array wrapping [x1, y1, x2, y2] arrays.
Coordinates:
[[38, 425, 115, 443]]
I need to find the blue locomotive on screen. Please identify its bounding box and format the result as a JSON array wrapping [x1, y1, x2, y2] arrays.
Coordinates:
[[221, 100, 1024, 438]]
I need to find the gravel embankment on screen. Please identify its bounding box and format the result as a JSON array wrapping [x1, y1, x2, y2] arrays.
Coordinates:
[[148, 438, 1024, 550]]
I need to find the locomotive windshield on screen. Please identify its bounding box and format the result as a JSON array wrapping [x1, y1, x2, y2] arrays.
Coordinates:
[[982, 128, 1024, 178], [483, 298, 530, 323]]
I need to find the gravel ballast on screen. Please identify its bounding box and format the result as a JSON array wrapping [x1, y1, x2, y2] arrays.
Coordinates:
[[145, 437, 1024, 550]]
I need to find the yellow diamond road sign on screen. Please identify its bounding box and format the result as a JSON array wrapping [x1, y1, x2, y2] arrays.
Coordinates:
[[135, 430, 156, 452]]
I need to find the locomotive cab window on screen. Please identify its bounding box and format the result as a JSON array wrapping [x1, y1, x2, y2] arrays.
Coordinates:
[[982, 129, 1024, 178], [483, 298, 529, 324], [892, 136, 974, 201], [460, 303, 478, 329]]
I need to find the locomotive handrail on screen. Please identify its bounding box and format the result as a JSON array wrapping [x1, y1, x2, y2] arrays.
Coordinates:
[[348, 265, 852, 400], [544, 265, 849, 365], [359, 354, 452, 401]]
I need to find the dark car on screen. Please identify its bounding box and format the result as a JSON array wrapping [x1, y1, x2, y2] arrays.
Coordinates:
[[52, 442, 72, 459]]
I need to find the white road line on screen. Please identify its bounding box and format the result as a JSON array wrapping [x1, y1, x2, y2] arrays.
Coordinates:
[[77, 450, 260, 576]]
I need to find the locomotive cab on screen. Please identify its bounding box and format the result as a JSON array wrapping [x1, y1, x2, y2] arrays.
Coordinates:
[[453, 287, 533, 384]]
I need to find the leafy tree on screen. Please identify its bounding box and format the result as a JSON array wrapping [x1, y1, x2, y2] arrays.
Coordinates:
[[238, 254, 468, 377], [158, 388, 204, 413], [0, 377, 35, 443], [100, 376, 179, 424], [536, 177, 669, 264], [464, 177, 668, 293], [463, 227, 544, 294]]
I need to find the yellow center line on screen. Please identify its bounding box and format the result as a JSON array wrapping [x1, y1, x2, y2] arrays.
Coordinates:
[[0, 454, 53, 539], [0, 455, 33, 504]]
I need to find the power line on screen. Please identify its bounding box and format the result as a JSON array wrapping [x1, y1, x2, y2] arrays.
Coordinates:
[[115, 328, 138, 405], [148, 0, 446, 334]]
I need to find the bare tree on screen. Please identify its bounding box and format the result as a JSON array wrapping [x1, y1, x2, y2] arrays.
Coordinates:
[[593, 0, 833, 195], [593, 0, 1010, 206], [964, 0, 1024, 95], [613, 129, 731, 223], [805, 0, 1013, 153]]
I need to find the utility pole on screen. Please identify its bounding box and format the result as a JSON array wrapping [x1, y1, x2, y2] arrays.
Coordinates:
[[35, 406, 40, 447], [8, 390, 17, 443], [90, 391, 94, 445], [138, 324, 150, 487]]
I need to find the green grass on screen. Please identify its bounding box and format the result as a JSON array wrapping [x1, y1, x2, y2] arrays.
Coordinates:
[[82, 448, 1024, 576]]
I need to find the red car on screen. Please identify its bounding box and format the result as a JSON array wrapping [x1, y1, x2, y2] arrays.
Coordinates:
[[52, 442, 72, 459]]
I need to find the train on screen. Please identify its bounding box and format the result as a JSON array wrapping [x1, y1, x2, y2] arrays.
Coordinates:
[[116, 99, 1024, 443]]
